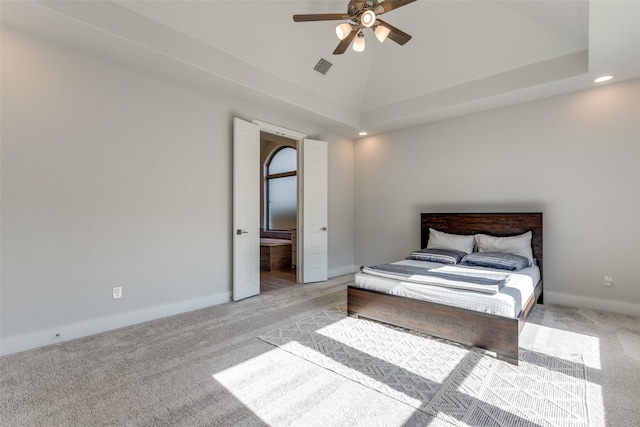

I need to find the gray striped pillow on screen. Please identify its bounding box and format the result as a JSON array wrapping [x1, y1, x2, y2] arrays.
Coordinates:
[[474, 231, 534, 266], [406, 248, 466, 265], [461, 252, 529, 271]]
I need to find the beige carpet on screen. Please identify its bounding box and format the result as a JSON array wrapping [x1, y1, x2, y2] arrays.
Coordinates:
[[1, 276, 639, 426], [258, 307, 588, 426]]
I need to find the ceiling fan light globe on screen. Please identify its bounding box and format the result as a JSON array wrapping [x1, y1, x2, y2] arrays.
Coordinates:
[[336, 23, 353, 40], [360, 10, 376, 28], [353, 33, 365, 52], [374, 25, 390, 43]]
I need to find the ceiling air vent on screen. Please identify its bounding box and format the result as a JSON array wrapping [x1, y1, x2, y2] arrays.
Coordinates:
[[313, 58, 333, 75]]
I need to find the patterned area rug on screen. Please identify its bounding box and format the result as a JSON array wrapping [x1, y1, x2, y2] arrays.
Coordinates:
[[258, 308, 588, 427]]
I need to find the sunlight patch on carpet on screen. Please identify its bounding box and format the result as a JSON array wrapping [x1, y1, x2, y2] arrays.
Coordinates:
[[258, 308, 589, 427]]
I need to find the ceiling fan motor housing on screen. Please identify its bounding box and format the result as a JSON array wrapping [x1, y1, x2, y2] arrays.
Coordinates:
[[347, 0, 380, 22]]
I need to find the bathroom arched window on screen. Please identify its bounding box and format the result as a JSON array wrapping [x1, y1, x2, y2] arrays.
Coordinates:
[[265, 147, 297, 230]]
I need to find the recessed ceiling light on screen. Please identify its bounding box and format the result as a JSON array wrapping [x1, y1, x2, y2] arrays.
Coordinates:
[[594, 75, 613, 83], [358, 131, 368, 136]]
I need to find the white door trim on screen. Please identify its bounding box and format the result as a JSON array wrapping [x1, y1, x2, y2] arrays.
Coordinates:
[[251, 119, 306, 141]]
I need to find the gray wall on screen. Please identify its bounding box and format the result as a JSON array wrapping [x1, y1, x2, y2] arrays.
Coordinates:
[[1, 27, 355, 354], [5, 22, 636, 356], [354, 78, 640, 315]]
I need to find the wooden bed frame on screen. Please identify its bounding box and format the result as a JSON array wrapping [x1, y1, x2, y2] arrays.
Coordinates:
[[347, 212, 543, 365]]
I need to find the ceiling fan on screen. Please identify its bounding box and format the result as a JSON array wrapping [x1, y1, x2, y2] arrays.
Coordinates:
[[293, 0, 416, 54]]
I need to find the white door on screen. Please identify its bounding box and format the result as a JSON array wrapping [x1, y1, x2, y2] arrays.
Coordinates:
[[232, 118, 260, 301], [301, 139, 328, 283]]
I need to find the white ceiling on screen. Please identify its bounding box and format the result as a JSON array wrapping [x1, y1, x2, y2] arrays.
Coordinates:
[[3, 1, 639, 137]]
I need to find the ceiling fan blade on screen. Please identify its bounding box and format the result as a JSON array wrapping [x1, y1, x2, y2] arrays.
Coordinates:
[[377, 19, 412, 45], [293, 14, 349, 22], [333, 29, 358, 54], [373, 0, 417, 15]]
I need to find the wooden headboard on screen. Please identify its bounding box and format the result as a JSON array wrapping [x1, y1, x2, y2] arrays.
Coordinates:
[[420, 212, 543, 261]]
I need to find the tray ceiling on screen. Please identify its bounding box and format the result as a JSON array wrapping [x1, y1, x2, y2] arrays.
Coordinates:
[[2, 1, 639, 136]]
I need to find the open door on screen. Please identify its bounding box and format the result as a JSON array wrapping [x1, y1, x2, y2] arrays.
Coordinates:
[[300, 139, 328, 283], [232, 118, 260, 301]]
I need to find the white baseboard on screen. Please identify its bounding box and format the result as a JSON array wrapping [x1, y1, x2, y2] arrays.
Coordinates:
[[329, 264, 358, 278], [0, 291, 231, 357], [545, 291, 640, 316]]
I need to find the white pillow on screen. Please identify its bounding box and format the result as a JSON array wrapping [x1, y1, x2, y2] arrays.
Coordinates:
[[427, 228, 475, 254], [474, 231, 534, 266]]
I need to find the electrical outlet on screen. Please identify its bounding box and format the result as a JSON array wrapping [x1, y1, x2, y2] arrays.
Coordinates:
[[113, 286, 123, 299], [603, 276, 614, 288]]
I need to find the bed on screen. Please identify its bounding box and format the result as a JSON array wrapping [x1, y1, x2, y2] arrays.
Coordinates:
[[348, 212, 543, 365]]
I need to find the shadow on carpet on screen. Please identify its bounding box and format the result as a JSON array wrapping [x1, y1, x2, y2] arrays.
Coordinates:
[[258, 308, 588, 427]]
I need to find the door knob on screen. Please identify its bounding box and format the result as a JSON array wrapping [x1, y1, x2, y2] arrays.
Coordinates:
[[321, 227, 327, 231], [236, 229, 248, 235]]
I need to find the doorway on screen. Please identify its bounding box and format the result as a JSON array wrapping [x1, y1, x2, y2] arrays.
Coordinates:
[[259, 132, 298, 292], [232, 118, 328, 301]]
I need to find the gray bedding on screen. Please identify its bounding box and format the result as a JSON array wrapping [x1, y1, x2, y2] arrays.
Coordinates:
[[361, 263, 510, 294]]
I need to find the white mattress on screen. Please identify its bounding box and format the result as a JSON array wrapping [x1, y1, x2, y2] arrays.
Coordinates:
[[353, 259, 541, 318]]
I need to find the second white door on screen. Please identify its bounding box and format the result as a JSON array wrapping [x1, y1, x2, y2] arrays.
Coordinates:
[[232, 118, 260, 301], [300, 139, 328, 283]]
